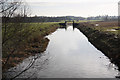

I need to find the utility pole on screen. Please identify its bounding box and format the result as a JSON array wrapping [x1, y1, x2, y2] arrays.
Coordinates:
[[118, 1, 120, 27]]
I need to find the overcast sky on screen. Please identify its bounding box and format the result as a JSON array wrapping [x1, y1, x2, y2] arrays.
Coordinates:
[[25, 0, 119, 17]]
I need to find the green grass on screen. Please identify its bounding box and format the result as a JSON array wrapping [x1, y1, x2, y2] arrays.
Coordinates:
[[2, 22, 61, 71], [75, 20, 102, 23], [2, 22, 60, 58]]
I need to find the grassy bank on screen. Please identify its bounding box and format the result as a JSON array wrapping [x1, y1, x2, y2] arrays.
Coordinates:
[[75, 22, 120, 71], [2, 22, 60, 71]]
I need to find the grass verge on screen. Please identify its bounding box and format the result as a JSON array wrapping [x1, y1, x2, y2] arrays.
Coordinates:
[[2, 22, 60, 72]]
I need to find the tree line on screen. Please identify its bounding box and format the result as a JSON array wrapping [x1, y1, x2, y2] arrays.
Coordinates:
[[2, 15, 118, 23]]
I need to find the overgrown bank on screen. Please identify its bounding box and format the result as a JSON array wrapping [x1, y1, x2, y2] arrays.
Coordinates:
[[75, 22, 120, 70], [2, 23, 60, 72]]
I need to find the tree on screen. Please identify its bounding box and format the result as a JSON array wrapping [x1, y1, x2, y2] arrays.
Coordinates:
[[1, 0, 31, 72]]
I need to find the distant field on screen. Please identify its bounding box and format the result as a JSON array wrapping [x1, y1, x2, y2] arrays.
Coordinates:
[[91, 21, 118, 27], [90, 21, 120, 35], [81, 20, 101, 22], [60, 20, 102, 23]]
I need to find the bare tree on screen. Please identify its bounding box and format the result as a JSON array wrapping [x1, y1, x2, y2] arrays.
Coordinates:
[[0, 31, 1, 80], [1, 0, 31, 72]]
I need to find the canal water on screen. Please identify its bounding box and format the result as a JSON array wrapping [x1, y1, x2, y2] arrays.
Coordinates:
[[5, 25, 120, 78]]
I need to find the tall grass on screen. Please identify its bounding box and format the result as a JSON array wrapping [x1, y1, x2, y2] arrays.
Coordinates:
[[2, 22, 60, 71]]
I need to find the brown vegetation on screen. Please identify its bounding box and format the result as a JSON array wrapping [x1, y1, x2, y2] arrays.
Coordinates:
[[75, 22, 120, 71], [2, 24, 59, 72]]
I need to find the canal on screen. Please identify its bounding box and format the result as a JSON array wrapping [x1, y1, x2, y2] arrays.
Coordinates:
[[5, 25, 120, 78]]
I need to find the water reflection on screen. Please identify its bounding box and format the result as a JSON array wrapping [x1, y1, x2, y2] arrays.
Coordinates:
[[39, 25, 119, 78], [60, 24, 75, 31], [4, 25, 120, 78]]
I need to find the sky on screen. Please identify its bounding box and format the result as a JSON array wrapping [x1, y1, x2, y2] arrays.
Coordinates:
[[25, 0, 119, 17]]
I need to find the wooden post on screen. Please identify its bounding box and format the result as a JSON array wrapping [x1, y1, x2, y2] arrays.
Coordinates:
[[65, 21, 67, 26]]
